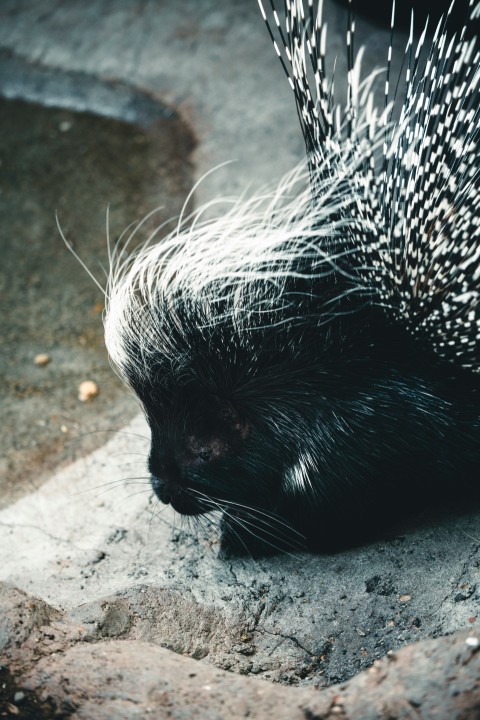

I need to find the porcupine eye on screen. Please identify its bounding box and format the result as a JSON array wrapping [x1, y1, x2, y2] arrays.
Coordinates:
[[187, 436, 222, 464], [197, 450, 212, 462]]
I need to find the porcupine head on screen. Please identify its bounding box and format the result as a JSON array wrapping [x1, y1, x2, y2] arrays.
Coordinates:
[[104, 178, 345, 555], [104, 0, 480, 554]]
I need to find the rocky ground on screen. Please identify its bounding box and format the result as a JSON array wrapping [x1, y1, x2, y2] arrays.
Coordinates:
[[0, 1, 479, 718]]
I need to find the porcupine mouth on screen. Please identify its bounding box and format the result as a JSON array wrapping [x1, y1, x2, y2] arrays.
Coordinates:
[[150, 475, 205, 516]]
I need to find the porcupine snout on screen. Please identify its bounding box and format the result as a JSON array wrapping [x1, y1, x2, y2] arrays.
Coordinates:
[[148, 426, 226, 515], [149, 457, 179, 507], [149, 447, 206, 516], [145, 388, 253, 515]]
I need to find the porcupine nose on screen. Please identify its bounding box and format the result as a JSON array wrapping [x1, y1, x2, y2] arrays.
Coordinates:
[[148, 455, 179, 504], [150, 470, 204, 515], [148, 449, 205, 515], [150, 475, 172, 504], [150, 464, 179, 505]]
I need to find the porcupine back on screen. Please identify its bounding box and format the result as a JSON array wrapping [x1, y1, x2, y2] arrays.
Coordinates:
[[107, 1, 480, 386], [259, 0, 480, 374]]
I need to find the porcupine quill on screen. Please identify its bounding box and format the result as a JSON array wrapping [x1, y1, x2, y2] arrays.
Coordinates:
[[104, 0, 480, 555]]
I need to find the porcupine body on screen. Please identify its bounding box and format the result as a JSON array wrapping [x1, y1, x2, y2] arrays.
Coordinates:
[[105, 0, 480, 554]]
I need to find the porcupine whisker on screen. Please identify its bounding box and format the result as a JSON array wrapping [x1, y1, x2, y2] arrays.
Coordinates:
[[147, 498, 171, 538], [191, 490, 307, 543], [112, 463, 149, 475], [192, 494, 255, 557], [66, 429, 150, 444], [57, 213, 107, 297], [148, 504, 199, 546], [110, 205, 168, 267], [189, 489, 306, 553], [176, 160, 237, 234], [74, 476, 151, 498], [146, 497, 160, 542], [76, 477, 150, 495], [112, 451, 149, 459], [188, 487, 288, 535], [187, 508, 221, 547], [220, 517, 255, 558], [112, 487, 154, 507], [106, 203, 112, 272], [186, 196, 241, 234], [225, 510, 307, 553], [219, 503, 307, 545], [223, 507, 304, 556]]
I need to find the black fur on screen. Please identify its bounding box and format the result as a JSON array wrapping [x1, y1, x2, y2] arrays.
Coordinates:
[[125, 296, 480, 554]]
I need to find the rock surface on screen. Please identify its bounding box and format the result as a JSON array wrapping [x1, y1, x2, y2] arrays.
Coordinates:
[[1, 584, 479, 719]]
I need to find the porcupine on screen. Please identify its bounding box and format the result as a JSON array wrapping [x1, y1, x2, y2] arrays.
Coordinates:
[[104, 0, 480, 554]]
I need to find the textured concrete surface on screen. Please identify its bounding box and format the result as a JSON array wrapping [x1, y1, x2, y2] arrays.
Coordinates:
[[0, 0, 479, 717]]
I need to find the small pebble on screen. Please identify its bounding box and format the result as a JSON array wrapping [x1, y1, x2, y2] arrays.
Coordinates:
[[34, 353, 50, 366], [78, 380, 99, 401], [466, 636, 479, 648], [13, 692, 25, 703], [399, 594, 411, 603], [59, 120, 72, 132]]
